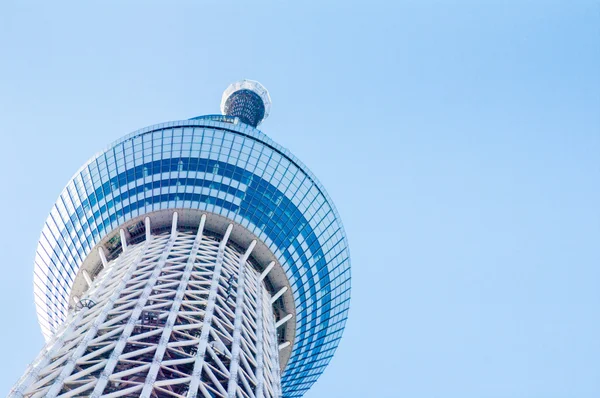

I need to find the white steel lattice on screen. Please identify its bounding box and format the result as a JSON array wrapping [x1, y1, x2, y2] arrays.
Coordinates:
[[11, 214, 282, 398]]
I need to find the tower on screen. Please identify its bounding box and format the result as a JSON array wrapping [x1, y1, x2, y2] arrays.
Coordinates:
[[10, 80, 351, 398]]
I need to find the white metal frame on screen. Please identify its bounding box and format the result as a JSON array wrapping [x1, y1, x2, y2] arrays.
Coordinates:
[[10, 213, 283, 398]]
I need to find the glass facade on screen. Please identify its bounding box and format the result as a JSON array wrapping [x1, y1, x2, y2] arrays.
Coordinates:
[[33, 115, 351, 397]]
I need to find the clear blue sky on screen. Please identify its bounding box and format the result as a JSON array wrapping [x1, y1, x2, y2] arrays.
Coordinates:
[[0, 1, 598, 397]]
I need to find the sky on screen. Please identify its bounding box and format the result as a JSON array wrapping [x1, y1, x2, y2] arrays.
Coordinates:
[[0, 1, 599, 397]]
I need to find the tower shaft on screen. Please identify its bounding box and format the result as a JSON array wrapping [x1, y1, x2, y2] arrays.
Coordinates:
[[11, 214, 282, 398]]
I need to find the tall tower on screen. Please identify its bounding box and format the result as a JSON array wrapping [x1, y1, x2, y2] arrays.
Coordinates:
[[10, 80, 351, 398]]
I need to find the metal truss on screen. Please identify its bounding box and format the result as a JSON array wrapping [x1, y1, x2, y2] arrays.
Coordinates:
[[11, 213, 283, 398]]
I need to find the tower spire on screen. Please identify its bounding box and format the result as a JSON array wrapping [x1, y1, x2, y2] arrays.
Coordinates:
[[221, 80, 271, 127]]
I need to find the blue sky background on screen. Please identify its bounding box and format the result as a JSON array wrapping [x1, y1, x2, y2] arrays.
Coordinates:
[[0, 1, 599, 397]]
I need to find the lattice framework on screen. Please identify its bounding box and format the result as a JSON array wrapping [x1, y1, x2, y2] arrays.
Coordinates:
[[11, 214, 283, 398]]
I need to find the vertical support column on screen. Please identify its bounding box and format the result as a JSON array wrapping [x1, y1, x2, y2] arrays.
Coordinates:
[[98, 247, 108, 269], [186, 224, 233, 398], [257, 257, 278, 397], [90, 213, 180, 397], [120, 228, 128, 252], [139, 214, 206, 397], [82, 270, 93, 288], [226, 240, 257, 398], [145, 216, 152, 242], [265, 294, 282, 398], [254, 271, 265, 398], [171, 211, 178, 235]]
